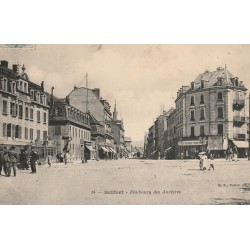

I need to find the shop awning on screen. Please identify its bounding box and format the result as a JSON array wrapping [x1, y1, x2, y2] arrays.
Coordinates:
[[109, 147, 117, 154], [178, 140, 204, 146], [85, 145, 95, 151], [165, 147, 172, 152], [101, 146, 109, 152], [232, 140, 249, 148]]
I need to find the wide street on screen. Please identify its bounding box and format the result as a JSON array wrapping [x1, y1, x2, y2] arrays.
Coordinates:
[[1, 158, 250, 205]]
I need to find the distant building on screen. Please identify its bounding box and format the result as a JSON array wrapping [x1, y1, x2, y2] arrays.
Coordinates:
[[67, 87, 116, 159], [0, 60, 52, 158], [112, 101, 125, 158], [124, 137, 132, 153], [47, 91, 92, 161]]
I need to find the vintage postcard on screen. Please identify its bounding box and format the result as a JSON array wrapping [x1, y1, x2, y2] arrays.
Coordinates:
[[0, 44, 249, 205]]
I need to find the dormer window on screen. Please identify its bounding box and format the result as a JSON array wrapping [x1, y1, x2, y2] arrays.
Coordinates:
[[191, 82, 194, 90], [201, 80, 204, 89], [24, 82, 27, 92]]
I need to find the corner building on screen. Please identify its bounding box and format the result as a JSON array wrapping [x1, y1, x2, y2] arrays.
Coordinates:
[[174, 67, 249, 158]]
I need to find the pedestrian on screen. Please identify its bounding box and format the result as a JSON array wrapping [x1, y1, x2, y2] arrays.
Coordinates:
[[20, 148, 29, 170], [4, 146, 18, 177], [64, 152, 68, 165], [206, 150, 215, 170], [47, 153, 52, 167], [29, 146, 39, 174], [232, 146, 238, 161], [0, 146, 8, 176]]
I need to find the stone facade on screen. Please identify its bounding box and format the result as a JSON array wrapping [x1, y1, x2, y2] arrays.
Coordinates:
[[0, 60, 51, 158]]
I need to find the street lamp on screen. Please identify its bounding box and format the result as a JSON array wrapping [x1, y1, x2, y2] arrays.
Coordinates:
[[199, 136, 206, 152]]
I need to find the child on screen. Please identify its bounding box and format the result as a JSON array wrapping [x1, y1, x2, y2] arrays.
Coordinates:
[[47, 154, 52, 167]]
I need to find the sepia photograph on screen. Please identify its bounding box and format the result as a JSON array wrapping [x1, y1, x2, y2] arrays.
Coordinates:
[[0, 44, 249, 205]]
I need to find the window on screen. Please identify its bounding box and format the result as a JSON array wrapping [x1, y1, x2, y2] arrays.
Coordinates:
[[200, 109, 205, 120], [190, 110, 195, 121], [218, 92, 223, 101], [37, 130, 40, 141], [43, 131, 48, 141], [200, 125, 205, 136], [25, 127, 28, 140], [37, 110, 41, 123], [218, 124, 223, 135], [218, 107, 224, 118], [191, 126, 195, 137], [12, 124, 16, 138], [55, 125, 61, 135], [43, 112, 47, 124], [2, 100, 7, 115], [30, 128, 33, 140], [69, 126, 72, 136], [19, 105, 23, 119], [25, 107, 29, 119], [10, 103, 16, 116], [24, 82, 27, 92], [7, 124, 11, 137], [15, 125, 22, 139], [201, 80, 204, 89], [191, 82, 194, 90], [190, 96, 195, 106], [200, 94, 204, 104], [30, 108, 34, 120], [3, 123, 7, 137]]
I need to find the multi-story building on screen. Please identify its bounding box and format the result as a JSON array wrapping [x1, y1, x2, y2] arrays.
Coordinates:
[[47, 92, 92, 160], [146, 124, 155, 159], [0, 60, 52, 158], [165, 109, 177, 159], [124, 137, 132, 154], [67, 87, 116, 159], [174, 66, 249, 158], [112, 101, 125, 158]]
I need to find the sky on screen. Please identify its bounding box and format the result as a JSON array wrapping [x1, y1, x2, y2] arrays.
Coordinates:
[[1, 45, 250, 142]]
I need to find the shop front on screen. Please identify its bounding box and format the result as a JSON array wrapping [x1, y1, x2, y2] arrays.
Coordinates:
[[230, 139, 248, 158], [207, 135, 227, 158]]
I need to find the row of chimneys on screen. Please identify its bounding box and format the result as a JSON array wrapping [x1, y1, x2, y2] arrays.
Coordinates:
[[1, 60, 19, 73], [1, 60, 45, 91], [1, 60, 101, 98]]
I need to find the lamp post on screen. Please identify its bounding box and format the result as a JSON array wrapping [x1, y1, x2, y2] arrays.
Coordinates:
[[199, 136, 206, 152]]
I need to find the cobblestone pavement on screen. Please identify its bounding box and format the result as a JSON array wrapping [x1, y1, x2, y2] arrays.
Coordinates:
[[1, 158, 250, 204]]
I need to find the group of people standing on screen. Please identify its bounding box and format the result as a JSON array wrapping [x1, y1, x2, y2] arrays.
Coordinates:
[[226, 146, 239, 162], [0, 145, 39, 177]]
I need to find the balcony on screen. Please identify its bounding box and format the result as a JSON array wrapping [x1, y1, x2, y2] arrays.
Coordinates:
[[233, 99, 245, 110], [105, 129, 114, 139], [233, 116, 246, 127], [233, 134, 246, 140], [91, 125, 105, 137]]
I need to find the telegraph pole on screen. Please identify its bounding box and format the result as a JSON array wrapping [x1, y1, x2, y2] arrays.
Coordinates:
[[86, 73, 88, 113], [248, 93, 250, 161]]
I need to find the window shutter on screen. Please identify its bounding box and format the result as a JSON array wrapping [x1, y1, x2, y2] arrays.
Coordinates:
[[12, 124, 16, 138]]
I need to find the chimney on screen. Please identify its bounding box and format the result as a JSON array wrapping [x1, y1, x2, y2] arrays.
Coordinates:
[[1, 60, 8, 68], [93, 88, 100, 99], [12, 64, 19, 74], [41, 81, 44, 91], [65, 96, 70, 105]]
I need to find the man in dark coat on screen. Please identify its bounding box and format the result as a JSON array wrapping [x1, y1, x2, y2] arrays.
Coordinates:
[[0, 147, 8, 176], [5, 146, 18, 177], [30, 146, 39, 173]]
